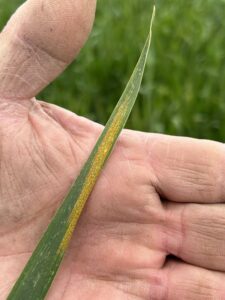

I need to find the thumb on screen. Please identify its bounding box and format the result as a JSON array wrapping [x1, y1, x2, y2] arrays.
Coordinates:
[[0, 0, 96, 100]]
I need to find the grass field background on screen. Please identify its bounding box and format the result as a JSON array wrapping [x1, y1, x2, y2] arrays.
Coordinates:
[[0, 0, 224, 141]]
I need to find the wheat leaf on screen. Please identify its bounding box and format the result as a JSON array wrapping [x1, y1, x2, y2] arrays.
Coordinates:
[[7, 6, 155, 300]]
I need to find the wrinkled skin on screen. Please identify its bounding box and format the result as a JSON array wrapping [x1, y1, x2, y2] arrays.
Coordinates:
[[0, 1, 225, 299]]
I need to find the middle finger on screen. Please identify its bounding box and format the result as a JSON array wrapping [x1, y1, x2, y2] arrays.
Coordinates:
[[164, 202, 225, 271]]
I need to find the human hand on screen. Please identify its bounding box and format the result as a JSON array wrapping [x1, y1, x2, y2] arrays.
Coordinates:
[[1, 1, 225, 299]]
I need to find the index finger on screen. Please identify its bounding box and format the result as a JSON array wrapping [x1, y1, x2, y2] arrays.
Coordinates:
[[148, 134, 225, 203]]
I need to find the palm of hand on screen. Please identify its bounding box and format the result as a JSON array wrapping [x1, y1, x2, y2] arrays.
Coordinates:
[[0, 97, 166, 299], [1, 1, 225, 299]]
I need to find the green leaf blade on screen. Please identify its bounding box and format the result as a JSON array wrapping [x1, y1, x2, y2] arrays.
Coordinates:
[[7, 6, 155, 300]]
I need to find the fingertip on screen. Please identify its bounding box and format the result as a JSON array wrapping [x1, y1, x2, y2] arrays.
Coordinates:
[[0, 0, 97, 99]]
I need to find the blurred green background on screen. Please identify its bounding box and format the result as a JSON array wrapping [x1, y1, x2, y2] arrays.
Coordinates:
[[0, 0, 224, 141]]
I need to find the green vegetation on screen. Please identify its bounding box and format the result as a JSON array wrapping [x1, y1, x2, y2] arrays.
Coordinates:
[[0, 0, 224, 141], [7, 10, 155, 299]]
